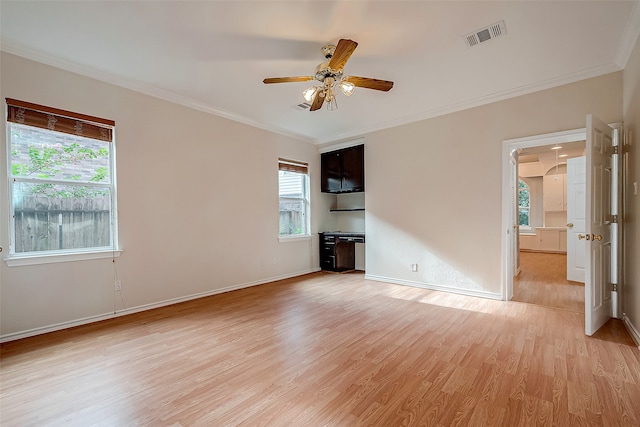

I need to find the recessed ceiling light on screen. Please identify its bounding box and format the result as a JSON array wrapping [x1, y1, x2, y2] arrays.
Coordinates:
[[551, 146, 562, 150], [559, 154, 568, 158]]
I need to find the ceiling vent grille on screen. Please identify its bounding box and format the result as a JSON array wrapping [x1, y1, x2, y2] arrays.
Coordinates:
[[295, 102, 311, 110], [465, 20, 506, 47]]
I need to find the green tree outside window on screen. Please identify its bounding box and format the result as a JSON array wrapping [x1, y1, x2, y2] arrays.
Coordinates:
[[518, 179, 530, 226]]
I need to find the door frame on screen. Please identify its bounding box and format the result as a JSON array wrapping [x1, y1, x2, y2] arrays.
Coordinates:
[[501, 128, 586, 300]]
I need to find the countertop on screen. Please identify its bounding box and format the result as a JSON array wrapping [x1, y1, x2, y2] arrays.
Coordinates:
[[319, 231, 365, 237], [319, 231, 365, 243]]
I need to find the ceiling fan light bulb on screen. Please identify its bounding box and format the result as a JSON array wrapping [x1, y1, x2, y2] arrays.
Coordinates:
[[327, 96, 338, 111], [339, 81, 355, 96], [303, 87, 318, 103]]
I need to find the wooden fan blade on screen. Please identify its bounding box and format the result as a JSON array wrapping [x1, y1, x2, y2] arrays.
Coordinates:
[[309, 93, 325, 111], [329, 39, 358, 71], [344, 76, 394, 91], [263, 76, 314, 84]]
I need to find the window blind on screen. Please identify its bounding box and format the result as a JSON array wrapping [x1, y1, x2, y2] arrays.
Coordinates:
[[278, 158, 308, 174], [6, 98, 114, 142]]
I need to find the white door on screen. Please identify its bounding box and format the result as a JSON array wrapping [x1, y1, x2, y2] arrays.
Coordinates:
[[585, 115, 613, 336], [566, 156, 586, 282]]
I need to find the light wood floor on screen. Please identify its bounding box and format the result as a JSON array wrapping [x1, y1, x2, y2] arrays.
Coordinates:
[[1, 272, 639, 426], [514, 251, 585, 313]]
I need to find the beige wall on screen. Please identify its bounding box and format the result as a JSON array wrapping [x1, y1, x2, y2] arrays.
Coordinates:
[[0, 48, 634, 339], [0, 53, 331, 339], [623, 34, 640, 340], [363, 72, 622, 297]]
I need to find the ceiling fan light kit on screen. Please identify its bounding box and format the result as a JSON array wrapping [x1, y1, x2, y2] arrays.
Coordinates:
[[263, 39, 394, 111], [339, 80, 355, 96], [302, 86, 319, 103]]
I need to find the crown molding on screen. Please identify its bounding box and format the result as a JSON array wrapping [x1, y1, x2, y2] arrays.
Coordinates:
[[316, 62, 621, 145], [614, 0, 640, 68], [1, 39, 623, 148], [0, 40, 315, 145]]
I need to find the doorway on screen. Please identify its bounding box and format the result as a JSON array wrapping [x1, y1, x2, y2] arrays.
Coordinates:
[[503, 120, 621, 336], [512, 139, 587, 312], [501, 128, 587, 301]]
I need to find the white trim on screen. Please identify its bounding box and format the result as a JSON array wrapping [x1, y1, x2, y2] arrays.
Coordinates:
[[0, 41, 314, 145], [622, 314, 640, 349], [0, 267, 320, 343], [315, 63, 619, 145], [503, 127, 587, 148], [0, 40, 623, 147], [501, 128, 587, 300], [318, 137, 366, 153], [364, 274, 503, 301], [5, 249, 122, 267], [278, 235, 311, 243], [614, 0, 640, 69]]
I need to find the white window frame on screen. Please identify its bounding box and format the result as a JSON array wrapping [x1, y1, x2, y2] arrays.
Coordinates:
[[5, 101, 120, 266], [518, 179, 531, 228], [278, 158, 310, 241]]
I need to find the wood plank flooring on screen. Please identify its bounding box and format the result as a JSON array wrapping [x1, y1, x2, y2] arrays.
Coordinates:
[[1, 272, 638, 426], [514, 251, 585, 313]]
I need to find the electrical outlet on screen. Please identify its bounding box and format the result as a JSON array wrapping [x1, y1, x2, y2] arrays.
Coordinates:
[[411, 263, 418, 272], [114, 280, 121, 291]]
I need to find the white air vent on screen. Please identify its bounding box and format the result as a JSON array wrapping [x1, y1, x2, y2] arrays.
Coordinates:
[[465, 20, 507, 47], [295, 102, 311, 110]]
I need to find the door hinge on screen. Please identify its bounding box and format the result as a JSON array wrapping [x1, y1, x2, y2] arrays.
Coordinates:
[[611, 283, 618, 292], [610, 145, 620, 155], [608, 214, 619, 223]]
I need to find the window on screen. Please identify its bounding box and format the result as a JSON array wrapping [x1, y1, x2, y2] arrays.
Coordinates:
[[6, 98, 117, 257], [518, 179, 530, 227], [278, 158, 309, 237]]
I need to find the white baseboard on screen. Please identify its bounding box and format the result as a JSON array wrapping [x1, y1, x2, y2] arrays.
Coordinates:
[[0, 268, 320, 343], [364, 274, 503, 301], [622, 314, 640, 349]]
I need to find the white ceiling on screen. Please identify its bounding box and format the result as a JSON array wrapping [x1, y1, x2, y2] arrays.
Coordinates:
[[2, 1, 639, 145], [519, 140, 586, 165]]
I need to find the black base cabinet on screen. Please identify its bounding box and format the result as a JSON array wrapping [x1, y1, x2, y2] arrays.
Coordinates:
[[319, 232, 365, 272]]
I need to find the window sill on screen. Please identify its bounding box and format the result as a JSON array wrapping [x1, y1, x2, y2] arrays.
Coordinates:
[[278, 235, 311, 243], [5, 249, 122, 267]]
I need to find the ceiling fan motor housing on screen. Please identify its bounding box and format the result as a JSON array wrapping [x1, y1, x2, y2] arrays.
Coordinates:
[[315, 61, 343, 83], [315, 44, 345, 82]]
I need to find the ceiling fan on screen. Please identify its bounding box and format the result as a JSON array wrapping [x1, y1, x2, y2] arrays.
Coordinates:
[[263, 39, 394, 111]]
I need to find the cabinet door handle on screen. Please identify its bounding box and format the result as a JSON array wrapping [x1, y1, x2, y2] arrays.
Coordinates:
[[567, 223, 574, 228]]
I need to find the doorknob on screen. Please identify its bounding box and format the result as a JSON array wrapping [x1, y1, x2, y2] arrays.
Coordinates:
[[578, 234, 602, 241], [567, 223, 574, 228]]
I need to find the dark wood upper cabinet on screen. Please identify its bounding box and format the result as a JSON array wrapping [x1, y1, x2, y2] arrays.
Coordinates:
[[340, 145, 364, 192], [321, 144, 365, 193], [321, 150, 343, 193]]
